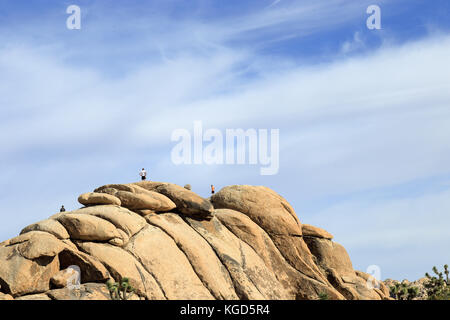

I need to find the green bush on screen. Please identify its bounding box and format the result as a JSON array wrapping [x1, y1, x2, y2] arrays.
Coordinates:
[[106, 277, 136, 300], [318, 292, 329, 300], [390, 282, 419, 300], [424, 265, 449, 300]]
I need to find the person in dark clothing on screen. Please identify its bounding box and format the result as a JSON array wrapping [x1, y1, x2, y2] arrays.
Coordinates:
[[60, 205, 66, 212]]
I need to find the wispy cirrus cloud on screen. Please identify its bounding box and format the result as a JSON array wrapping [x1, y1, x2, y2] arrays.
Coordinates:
[[0, 0, 449, 281]]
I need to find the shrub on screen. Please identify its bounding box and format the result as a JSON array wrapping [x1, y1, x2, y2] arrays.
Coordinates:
[[390, 282, 419, 300], [424, 265, 449, 300], [106, 277, 136, 300], [318, 292, 329, 300]]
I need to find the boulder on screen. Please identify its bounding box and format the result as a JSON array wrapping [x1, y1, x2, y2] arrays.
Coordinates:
[[46, 283, 112, 300], [51, 267, 80, 289], [356, 270, 390, 298], [211, 185, 302, 236], [56, 213, 122, 244], [303, 237, 354, 276], [75, 205, 147, 238], [185, 216, 291, 300], [0, 180, 390, 300], [215, 209, 344, 300], [95, 184, 176, 212], [20, 219, 70, 240], [0, 244, 59, 297], [304, 237, 384, 300], [302, 224, 333, 240], [15, 293, 51, 300], [125, 225, 214, 300], [9, 231, 66, 260], [210, 185, 328, 284], [77, 242, 165, 300], [146, 213, 239, 300], [57, 247, 110, 283], [134, 182, 214, 219], [94, 183, 138, 193], [114, 190, 176, 212], [78, 192, 121, 206]]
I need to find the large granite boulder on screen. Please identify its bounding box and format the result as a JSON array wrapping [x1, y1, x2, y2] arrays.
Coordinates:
[[78, 192, 122, 206], [134, 181, 214, 219], [0, 181, 389, 300]]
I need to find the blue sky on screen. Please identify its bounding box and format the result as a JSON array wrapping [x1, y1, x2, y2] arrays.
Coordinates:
[[1, 0, 450, 282]]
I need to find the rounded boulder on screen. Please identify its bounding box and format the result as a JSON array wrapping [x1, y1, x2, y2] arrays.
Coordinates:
[[78, 192, 121, 207]]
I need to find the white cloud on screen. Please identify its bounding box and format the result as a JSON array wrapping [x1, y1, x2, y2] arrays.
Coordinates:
[[306, 187, 450, 280], [0, 3, 449, 280], [341, 31, 365, 54], [267, 0, 282, 8]]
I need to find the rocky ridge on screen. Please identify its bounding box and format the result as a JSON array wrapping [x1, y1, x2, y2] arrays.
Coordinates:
[[0, 181, 390, 300]]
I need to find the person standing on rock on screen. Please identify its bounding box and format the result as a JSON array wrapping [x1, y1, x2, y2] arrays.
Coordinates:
[[211, 185, 215, 194], [140, 168, 147, 181], [60, 205, 66, 212]]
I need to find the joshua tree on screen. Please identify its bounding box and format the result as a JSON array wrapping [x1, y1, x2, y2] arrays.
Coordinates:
[[424, 265, 449, 300], [106, 277, 136, 300], [390, 282, 419, 300]]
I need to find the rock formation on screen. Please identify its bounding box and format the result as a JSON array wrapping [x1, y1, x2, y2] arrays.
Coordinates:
[[0, 182, 390, 300]]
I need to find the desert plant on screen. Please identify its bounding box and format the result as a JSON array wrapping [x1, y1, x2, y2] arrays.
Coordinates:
[[318, 292, 329, 300], [106, 277, 136, 300], [184, 184, 192, 190], [424, 265, 449, 300], [390, 282, 419, 300]]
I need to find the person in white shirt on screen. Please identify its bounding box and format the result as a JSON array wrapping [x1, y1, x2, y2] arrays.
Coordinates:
[[140, 168, 147, 181]]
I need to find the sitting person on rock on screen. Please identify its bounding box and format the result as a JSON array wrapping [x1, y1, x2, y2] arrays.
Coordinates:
[[60, 205, 66, 212], [140, 168, 147, 181]]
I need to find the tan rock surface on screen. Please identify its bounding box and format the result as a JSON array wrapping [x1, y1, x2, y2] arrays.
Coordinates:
[[146, 213, 238, 300], [0, 293, 14, 300], [125, 225, 214, 300], [77, 242, 165, 300], [51, 267, 80, 289], [15, 293, 51, 300], [135, 209, 157, 216], [211, 185, 302, 236], [211, 185, 328, 284], [46, 283, 112, 300], [302, 224, 333, 240], [76, 205, 147, 238], [56, 213, 122, 243], [134, 182, 214, 219], [115, 190, 176, 212], [78, 192, 121, 206], [20, 219, 70, 240], [215, 209, 344, 300], [95, 184, 176, 212], [0, 245, 59, 297], [304, 237, 386, 300], [185, 216, 291, 300], [57, 247, 110, 283], [303, 237, 354, 276], [356, 270, 390, 298], [10, 231, 66, 260]]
